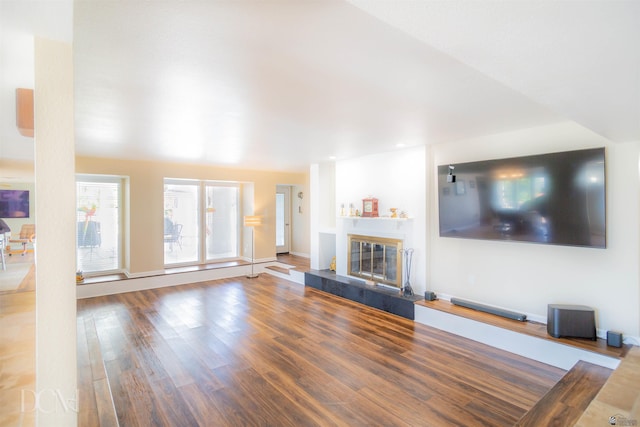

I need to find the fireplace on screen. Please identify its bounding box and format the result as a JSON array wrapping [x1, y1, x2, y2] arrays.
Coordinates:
[[347, 234, 403, 288]]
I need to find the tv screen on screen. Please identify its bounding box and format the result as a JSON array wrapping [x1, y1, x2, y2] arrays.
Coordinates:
[[0, 190, 30, 218], [438, 148, 605, 248]]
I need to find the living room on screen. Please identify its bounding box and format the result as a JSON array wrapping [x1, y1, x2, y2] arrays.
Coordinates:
[[1, 1, 639, 426]]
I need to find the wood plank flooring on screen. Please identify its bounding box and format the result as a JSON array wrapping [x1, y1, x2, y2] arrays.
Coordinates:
[[77, 274, 566, 426], [515, 360, 612, 426]]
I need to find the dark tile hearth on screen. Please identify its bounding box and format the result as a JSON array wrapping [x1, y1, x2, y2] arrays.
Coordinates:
[[304, 269, 422, 319]]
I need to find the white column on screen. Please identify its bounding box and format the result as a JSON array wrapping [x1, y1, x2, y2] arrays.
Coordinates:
[[34, 37, 77, 426]]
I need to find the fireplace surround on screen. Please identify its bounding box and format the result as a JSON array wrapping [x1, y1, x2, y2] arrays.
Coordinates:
[[347, 234, 403, 288]]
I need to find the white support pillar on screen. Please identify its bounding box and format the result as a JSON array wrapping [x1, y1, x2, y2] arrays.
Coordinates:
[[34, 37, 77, 426]]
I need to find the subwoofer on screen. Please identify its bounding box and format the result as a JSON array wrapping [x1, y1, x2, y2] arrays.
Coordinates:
[[547, 304, 596, 340]]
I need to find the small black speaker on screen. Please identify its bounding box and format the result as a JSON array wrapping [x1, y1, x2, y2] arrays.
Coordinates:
[[607, 330, 623, 348], [424, 291, 437, 301]]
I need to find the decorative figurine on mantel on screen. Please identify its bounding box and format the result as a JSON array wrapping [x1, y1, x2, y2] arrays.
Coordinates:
[[390, 208, 398, 218], [401, 248, 414, 296]]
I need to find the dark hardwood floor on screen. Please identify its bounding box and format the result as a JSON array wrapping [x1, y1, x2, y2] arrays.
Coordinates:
[[77, 273, 566, 426]]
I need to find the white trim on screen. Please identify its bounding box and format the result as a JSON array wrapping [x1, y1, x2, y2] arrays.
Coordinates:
[[241, 256, 277, 264], [415, 304, 620, 370], [124, 269, 165, 279], [623, 335, 640, 346], [78, 258, 281, 299], [83, 268, 125, 278], [78, 264, 257, 299]]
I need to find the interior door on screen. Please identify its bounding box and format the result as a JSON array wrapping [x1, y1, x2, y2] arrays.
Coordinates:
[[276, 185, 290, 254]]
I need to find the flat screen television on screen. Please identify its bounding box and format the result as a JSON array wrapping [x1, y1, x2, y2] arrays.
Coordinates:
[[438, 148, 605, 248], [0, 190, 30, 218]]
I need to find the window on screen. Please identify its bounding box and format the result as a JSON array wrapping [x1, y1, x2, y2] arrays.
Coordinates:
[[164, 179, 239, 265], [205, 184, 238, 261], [76, 176, 123, 273], [164, 181, 199, 264]]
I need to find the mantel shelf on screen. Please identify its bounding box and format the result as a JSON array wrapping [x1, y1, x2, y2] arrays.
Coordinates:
[[337, 216, 413, 221]]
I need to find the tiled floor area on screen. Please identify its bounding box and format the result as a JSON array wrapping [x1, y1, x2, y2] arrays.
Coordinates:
[[0, 253, 36, 427]]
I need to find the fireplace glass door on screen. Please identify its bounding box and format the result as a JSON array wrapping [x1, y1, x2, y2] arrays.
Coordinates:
[[348, 234, 403, 288]]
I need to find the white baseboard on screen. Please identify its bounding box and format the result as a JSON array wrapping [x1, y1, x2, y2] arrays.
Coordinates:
[[78, 264, 264, 299], [240, 256, 277, 263], [124, 269, 165, 279], [414, 304, 620, 370], [78, 258, 282, 299]]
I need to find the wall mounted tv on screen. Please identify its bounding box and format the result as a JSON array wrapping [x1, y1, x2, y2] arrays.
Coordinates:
[[438, 148, 605, 248], [0, 190, 30, 218]]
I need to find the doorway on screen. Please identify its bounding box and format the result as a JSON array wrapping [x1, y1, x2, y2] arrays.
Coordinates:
[[276, 185, 291, 254]]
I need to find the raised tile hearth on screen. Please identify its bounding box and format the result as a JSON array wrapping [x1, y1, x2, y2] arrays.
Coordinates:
[[304, 269, 422, 320]]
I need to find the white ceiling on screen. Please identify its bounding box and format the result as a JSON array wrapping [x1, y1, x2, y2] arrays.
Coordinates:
[[2, 1, 639, 173], [349, 0, 640, 144], [0, 0, 72, 175]]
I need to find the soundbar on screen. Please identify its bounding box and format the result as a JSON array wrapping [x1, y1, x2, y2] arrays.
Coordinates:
[[450, 297, 527, 322]]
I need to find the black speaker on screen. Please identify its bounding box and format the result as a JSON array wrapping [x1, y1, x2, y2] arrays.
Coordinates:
[[547, 304, 596, 340], [607, 331, 623, 348], [424, 291, 437, 301]]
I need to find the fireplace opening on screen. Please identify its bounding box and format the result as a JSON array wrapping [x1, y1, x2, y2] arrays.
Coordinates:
[[347, 234, 403, 288]]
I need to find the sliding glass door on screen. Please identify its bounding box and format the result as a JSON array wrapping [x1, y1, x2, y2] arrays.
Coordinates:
[[76, 176, 123, 273], [164, 181, 199, 265], [164, 179, 239, 266]]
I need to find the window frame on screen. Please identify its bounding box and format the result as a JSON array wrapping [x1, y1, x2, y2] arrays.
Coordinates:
[[163, 178, 240, 267], [76, 174, 125, 275]]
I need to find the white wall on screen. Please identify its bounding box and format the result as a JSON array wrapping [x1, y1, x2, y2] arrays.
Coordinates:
[[290, 181, 310, 258], [429, 122, 640, 339], [310, 162, 337, 270], [335, 146, 427, 294]]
